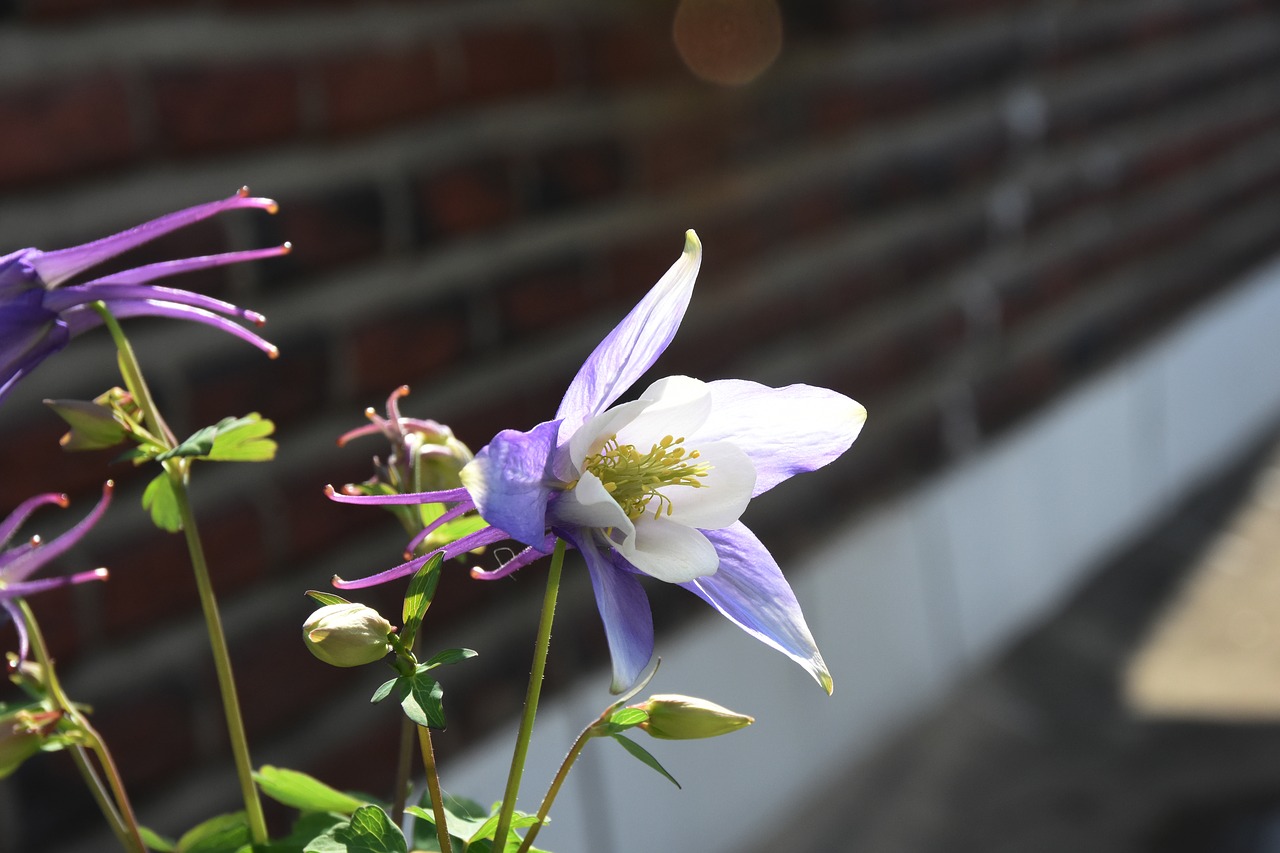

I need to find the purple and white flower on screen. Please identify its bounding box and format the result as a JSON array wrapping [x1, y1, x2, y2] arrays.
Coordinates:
[[0, 188, 288, 405], [329, 232, 866, 693], [1, 484, 113, 662]]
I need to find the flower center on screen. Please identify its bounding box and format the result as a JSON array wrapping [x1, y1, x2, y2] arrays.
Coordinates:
[[582, 435, 711, 520]]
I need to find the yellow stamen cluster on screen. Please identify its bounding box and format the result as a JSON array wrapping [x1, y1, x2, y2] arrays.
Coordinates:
[[583, 435, 711, 520]]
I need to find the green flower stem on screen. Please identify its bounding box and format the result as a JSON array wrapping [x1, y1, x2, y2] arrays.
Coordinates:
[[18, 600, 145, 853], [492, 538, 566, 849], [94, 302, 267, 845], [416, 725, 452, 853], [168, 463, 268, 846], [516, 723, 593, 853], [90, 303, 174, 448]]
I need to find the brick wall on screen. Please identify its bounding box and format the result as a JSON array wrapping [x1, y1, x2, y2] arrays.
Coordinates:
[[1, 0, 1278, 848]]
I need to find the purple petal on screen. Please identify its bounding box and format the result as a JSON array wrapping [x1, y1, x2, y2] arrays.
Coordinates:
[[460, 419, 561, 547], [1, 483, 113, 586], [325, 485, 472, 506], [555, 231, 701, 436], [696, 380, 867, 496], [27, 190, 277, 287], [1, 598, 28, 662], [563, 528, 655, 693], [78, 244, 290, 289], [45, 283, 266, 325], [67, 300, 277, 357], [0, 493, 68, 550], [681, 522, 832, 693], [333, 525, 507, 589], [470, 533, 557, 580], [4, 566, 108, 598]]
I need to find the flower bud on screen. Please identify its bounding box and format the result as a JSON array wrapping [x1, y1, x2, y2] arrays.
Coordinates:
[[634, 694, 754, 740], [303, 603, 393, 667], [0, 708, 61, 779]]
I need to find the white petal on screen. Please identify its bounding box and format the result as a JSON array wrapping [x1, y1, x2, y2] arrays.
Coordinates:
[[658, 440, 755, 529], [616, 375, 711, 447], [621, 516, 719, 583], [568, 398, 651, 472], [553, 472, 635, 538]]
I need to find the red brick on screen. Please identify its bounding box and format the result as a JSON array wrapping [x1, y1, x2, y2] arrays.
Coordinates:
[[279, 460, 387, 563], [98, 506, 266, 639], [319, 46, 444, 136], [579, 19, 683, 88], [0, 74, 136, 189], [0, 418, 140, 510], [185, 335, 330, 430], [497, 258, 592, 339], [151, 63, 302, 156], [254, 185, 385, 284], [91, 687, 199, 796], [636, 117, 733, 190], [459, 26, 563, 103], [415, 158, 518, 238], [23, 0, 190, 19], [529, 138, 626, 212], [347, 300, 469, 396]]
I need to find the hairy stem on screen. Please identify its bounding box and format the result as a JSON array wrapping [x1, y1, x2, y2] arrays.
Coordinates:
[[492, 538, 566, 848], [517, 724, 593, 853], [417, 725, 452, 853], [169, 466, 269, 845]]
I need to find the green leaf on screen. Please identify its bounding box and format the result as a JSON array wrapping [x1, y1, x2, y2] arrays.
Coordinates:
[[175, 812, 250, 853], [255, 766, 367, 815], [407, 791, 494, 850], [604, 707, 649, 733], [154, 425, 218, 462], [139, 826, 176, 852], [256, 813, 345, 853], [142, 472, 183, 532], [370, 677, 397, 705], [398, 672, 445, 729], [307, 805, 406, 853], [206, 414, 277, 462], [420, 648, 477, 670], [305, 590, 351, 607], [400, 553, 443, 648], [610, 734, 681, 788], [44, 398, 128, 451]]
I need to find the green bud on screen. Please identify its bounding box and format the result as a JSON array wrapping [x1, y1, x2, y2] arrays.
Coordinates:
[[303, 603, 394, 667], [0, 708, 61, 779], [633, 694, 754, 740]]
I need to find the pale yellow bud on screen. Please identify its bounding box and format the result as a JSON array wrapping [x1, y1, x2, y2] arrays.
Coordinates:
[[303, 603, 393, 667]]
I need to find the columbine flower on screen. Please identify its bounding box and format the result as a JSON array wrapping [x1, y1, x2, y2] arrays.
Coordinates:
[[328, 232, 865, 693], [0, 188, 288, 405], [1, 484, 113, 662]]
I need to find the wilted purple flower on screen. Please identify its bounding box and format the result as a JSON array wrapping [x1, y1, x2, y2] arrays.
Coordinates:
[[0, 188, 288, 405], [329, 232, 865, 693], [1, 484, 113, 662]]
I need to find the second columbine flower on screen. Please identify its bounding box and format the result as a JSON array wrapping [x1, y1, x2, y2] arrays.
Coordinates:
[[331, 231, 866, 694]]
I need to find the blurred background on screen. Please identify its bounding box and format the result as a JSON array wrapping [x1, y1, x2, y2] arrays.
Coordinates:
[[2, 0, 1280, 850]]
